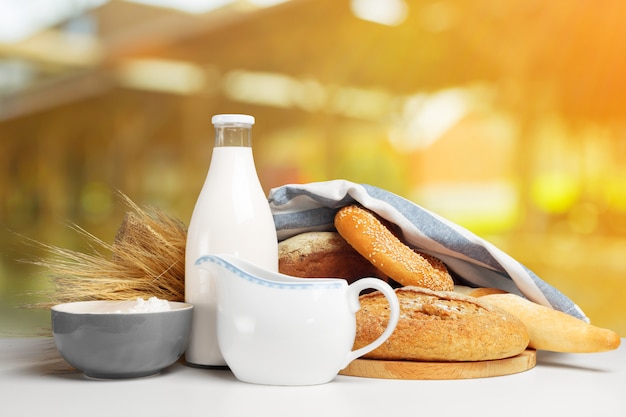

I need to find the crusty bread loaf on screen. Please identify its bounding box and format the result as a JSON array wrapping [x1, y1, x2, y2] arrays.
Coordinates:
[[278, 231, 386, 283], [355, 286, 529, 361], [334, 205, 454, 291]]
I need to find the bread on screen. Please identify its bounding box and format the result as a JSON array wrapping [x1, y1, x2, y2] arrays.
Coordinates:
[[478, 293, 621, 353], [454, 285, 507, 297], [334, 205, 454, 291], [454, 285, 621, 353], [355, 287, 529, 361], [278, 231, 385, 283]]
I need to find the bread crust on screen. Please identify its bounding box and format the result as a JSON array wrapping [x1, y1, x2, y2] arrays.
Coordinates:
[[355, 287, 529, 361], [278, 231, 385, 283], [334, 205, 454, 291]]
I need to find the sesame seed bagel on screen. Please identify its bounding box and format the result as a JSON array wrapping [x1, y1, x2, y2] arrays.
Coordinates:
[[334, 205, 454, 291]]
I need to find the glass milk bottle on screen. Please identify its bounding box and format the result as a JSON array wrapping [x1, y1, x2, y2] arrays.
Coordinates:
[[185, 114, 278, 367]]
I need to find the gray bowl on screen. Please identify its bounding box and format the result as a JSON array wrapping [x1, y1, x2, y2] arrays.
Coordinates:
[[51, 300, 193, 379]]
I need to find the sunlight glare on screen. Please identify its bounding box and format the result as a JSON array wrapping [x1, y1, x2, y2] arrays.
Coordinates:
[[350, 0, 408, 26], [388, 88, 469, 151]]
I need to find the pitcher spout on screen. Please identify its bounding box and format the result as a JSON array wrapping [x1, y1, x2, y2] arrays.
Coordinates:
[[195, 254, 279, 284], [195, 254, 344, 289]]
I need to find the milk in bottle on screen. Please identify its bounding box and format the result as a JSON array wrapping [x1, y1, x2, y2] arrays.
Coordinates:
[[185, 114, 278, 367]]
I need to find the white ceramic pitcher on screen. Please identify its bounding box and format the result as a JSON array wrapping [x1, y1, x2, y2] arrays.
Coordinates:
[[195, 254, 400, 386]]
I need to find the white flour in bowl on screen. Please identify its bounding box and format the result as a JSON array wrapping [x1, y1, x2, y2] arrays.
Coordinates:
[[131, 297, 171, 312], [114, 297, 171, 313]]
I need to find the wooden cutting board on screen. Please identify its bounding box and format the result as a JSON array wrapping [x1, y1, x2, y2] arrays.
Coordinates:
[[339, 349, 536, 380]]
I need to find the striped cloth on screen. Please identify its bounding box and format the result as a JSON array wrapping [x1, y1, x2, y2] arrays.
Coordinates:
[[268, 179, 588, 321]]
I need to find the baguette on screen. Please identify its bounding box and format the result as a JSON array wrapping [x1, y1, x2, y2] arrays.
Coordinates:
[[477, 293, 621, 353]]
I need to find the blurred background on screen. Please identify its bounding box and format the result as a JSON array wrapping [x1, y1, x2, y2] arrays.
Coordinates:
[[1, 0, 625, 337]]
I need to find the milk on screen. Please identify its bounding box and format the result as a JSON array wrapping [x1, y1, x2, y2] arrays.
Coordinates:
[[185, 115, 278, 367]]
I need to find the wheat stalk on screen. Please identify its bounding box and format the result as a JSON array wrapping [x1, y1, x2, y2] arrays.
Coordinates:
[[33, 193, 187, 306]]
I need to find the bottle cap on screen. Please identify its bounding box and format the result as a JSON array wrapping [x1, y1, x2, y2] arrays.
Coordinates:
[[212, 114, 255, 126]]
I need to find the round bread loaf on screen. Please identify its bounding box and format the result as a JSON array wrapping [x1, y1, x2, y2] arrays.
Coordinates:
[[355, 286, 529, 361], [334, 205, 454, 291], [278, 231, 386, 283]]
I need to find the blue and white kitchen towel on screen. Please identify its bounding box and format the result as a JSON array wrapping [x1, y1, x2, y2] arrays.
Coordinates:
[[268, 179, 588, 321]]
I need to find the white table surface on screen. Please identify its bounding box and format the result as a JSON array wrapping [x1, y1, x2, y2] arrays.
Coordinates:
[[1, 337, 624, 417]]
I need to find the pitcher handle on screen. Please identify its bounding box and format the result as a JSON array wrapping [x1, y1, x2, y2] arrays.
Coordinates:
[[341, 278, 400, 368]]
